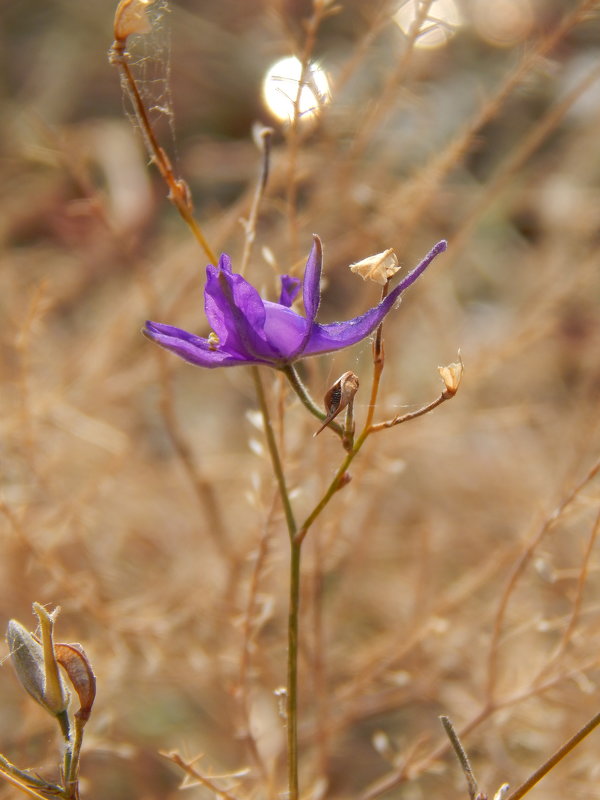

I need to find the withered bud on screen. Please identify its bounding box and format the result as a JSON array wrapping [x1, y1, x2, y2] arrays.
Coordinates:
[[55, 643, 96, 725], [438, 353, 463, 398], [114, 0, 153, 43], [336, 472, 352, 490], [6, 608, 70, 718], [349, 249, 400, 286], [314, 371, 359, 436], [251, 121, 274, 151]]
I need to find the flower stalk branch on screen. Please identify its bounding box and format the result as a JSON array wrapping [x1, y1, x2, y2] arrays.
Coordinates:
[[250, 367, 301, 800], [109, 0, 216, 263], [142, 228, 447, 800], [282, 364, 344, 440], [505, 710, 600, 800], [240, 126, 274, 276], [369, 392, 450, 433]]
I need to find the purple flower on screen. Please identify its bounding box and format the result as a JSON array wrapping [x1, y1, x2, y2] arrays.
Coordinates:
[[143, 236, 447, 369]]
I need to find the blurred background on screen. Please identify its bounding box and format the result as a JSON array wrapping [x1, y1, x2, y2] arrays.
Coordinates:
[[1, 1, 600, 798]]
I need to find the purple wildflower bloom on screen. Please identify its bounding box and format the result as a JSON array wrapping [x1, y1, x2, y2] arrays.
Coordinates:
[[144, 236, 447, 369]]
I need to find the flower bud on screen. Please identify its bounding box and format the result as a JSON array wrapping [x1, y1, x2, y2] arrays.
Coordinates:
[[6, 609, 70, 718], [315, 371, 359, 436], [6, 620, 46, 708], [438, 353, 464, 398], [349, 249, 400, 286]]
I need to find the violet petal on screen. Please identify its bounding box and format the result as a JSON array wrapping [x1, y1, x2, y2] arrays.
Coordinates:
[[279, 275, 301, 308], [204, 264, 280, 360], [143, 321, 263, 367], [302, 235, 322, 323]]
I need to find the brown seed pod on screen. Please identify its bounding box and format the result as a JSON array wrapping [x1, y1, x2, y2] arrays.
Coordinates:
[[113, 0, 153, 44], [314, 371, 359, 436]]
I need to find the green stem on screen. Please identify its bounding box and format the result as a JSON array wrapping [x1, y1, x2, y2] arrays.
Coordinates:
[[282, 365, 344, 440], [343, 398, 355, 451], [251, 367, 296, 537], [65, 717, 85, 799], [287, 538, 302, 800], [296, 428, 369, 546], [250, 367, 300, 800], [56, 709, 74, 794], [0, 755, 63, 795]]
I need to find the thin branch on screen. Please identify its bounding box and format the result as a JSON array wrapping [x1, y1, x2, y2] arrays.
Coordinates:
[[110, 22, 216, 262], [505, 710, 600, 800], [486, 456, 600, 703], [162, 753, 244, 800], [440, 716, 479, 800], [368, 393, 449, 433], [240, 126, 274, 277], [282, 364, 344, 440]]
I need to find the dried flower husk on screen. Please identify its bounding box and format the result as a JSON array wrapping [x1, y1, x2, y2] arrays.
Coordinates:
[[349, 249, 400, 286], [114, 0, 153, 43], [438, 354, 464, 398]]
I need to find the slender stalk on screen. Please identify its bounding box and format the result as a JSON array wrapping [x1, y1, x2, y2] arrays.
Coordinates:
[[162, 752, 243, 800], [343, 397, 355, 451], [0, 768, 56, 800], [505, 710, 600, 800], [440, 716, 479, 800], [65, 717, 85, 799], [369, 393, 448, 433], [0, 756, 63, 797], [296, 429, 367, 545], [58, 710, 73, 796], [364, 283, 389, 430], [109, 41, 216, 263], [251, 367, 297, 537], [287, 538, 302, 800], [240, 126, 273, 276], [285, 4, 328, 258], [282, 364, 344, 440], [250, 367, 300, 799]]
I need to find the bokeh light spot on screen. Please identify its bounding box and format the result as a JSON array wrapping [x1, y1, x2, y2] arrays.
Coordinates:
[[262, 56, 331, 124], [472, 0, 535, 47], [394, 0, 463, 49]]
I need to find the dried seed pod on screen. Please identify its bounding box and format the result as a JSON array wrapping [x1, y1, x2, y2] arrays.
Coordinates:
[[55, 643, 97, 724], [314, 371, 359, 436], [113, 0, 153, 44], [349, 249, 400, 286], [438, 352, 464, 398]]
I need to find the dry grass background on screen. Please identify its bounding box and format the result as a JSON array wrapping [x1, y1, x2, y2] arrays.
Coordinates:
[[1, 1, 600, 798]]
